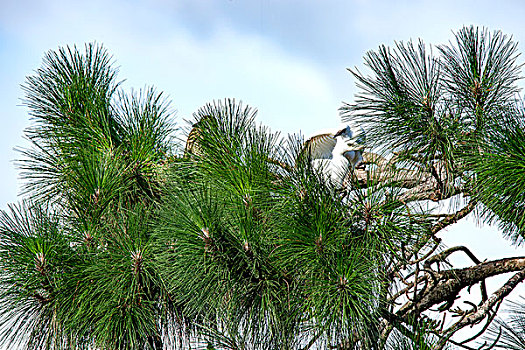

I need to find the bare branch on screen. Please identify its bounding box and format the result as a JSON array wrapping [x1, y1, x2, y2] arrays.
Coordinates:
[[430, 200, 477, 235], [424, 245, 488, 302], [425, 246, 482, 268], [397, 257, 525, 318], [452, 268, 525, 329]]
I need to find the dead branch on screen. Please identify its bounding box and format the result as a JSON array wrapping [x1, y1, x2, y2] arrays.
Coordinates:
[[455, 301, 501, 346], [425, 245, 489, 303], [424, 246, 482, 269], [397, 257, 525, 319], [430, 201, 477, 235], [451, 268, 525, 329]]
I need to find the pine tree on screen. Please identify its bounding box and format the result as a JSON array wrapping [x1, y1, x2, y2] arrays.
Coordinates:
[[1, 26, 524, 350]]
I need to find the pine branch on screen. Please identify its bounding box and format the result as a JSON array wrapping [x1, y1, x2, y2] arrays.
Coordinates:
[[397, 256, 525, 319]]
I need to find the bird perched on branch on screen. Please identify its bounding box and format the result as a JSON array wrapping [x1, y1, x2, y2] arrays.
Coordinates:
[[297, 124, 366, 188], [184, 115, 217, 159]]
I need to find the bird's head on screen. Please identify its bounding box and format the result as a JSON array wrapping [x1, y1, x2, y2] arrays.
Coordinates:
[[334, 125, 353, 139]]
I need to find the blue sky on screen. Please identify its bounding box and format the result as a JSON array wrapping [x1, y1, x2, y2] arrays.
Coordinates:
[[1, 0, 525, 343], [2, 0, 525, 208]]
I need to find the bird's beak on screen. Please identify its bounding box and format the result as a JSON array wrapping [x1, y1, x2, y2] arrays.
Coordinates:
[[334, 128, 345, 137]]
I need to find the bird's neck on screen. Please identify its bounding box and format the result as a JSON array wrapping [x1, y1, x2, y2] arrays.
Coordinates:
[[331, 153, 351, 185]]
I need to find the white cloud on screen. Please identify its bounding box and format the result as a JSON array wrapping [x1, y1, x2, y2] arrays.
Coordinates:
[[0, 0, 342, 209], [3, 0, 340, 132], [103, 19, 341, 136]]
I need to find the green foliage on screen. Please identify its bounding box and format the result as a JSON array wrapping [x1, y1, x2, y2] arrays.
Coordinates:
[[484, 297, 525, 349], [56, 207, 163, 350], [472, 106, 525, 244], [385, 319, 453, 350], [2, 26, 525, 349], [0, 202, 80, 349], [344, 26, 525, 237], [152, 99, 426, 349], [19, 44, 172, 214], [439, 27, 521, 120], [1, 44, 173, 350]]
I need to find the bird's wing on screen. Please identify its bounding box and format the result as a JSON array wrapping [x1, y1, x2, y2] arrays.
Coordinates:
[[355, 126, 366, 145], [184, 125, 201, 157], [297, 133, 337, 164], [184, 115, 217, 158]]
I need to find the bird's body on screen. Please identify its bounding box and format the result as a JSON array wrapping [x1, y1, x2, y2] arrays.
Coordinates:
[[311, 155, 350, 189], [299, 125, 366, 189], [184, 115, 218, 158]]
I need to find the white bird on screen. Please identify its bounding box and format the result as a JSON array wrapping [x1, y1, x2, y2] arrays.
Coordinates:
[[339, 124, 366, 169], [298, 125, 366, 189]]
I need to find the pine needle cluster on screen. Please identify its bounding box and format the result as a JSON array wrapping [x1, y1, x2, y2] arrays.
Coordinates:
[[1, 26, 525, 350]]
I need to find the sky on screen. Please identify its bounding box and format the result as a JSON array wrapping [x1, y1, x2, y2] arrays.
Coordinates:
[[1, 0, 525, 346]]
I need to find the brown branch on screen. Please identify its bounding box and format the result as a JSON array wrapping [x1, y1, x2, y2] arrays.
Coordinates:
[[425, 245, 489, 303], [301, 331, 322, 350], [386, 202, 476, 296], [425, 246, 482, 269], [431, 200, 477, 234], [265, 155, 294, 173], [387, 233, 442, 280], [452, 268, 525, 329], [352, 151, 431, 189], [353, 165, 464, 205], [436, 292, 504, 349], [429, 162, 445, 195], [397, 256, 525, 319], [387, 259, 525, 349], [352, 166, 426, 189], [407, 240, 442, 266], [456, 300, 502, 346], [398, 180, 442, 202]]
